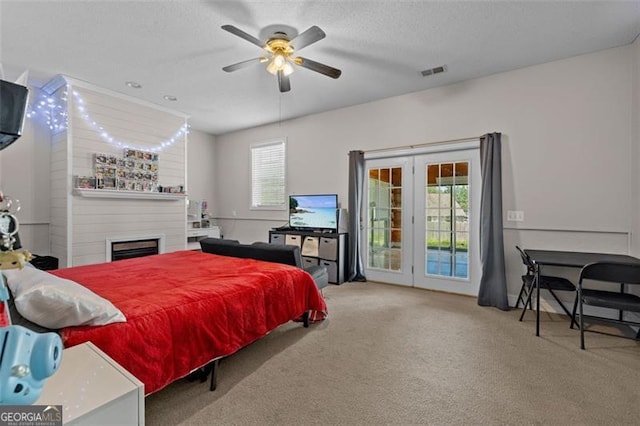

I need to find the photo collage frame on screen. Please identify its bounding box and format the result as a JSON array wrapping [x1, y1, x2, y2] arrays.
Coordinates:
[[117, 149, 159, 191], [74, 149, 160, 192]]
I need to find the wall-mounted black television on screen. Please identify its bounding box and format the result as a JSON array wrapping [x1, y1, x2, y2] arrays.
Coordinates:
[[289, 194, 338, 232], [0, 80, 29, 151]]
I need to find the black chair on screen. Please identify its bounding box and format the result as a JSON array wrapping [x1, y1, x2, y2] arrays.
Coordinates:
[[515, 246, 536, 310], [515, 246, 576, 325], [571, 261, 640, 350]]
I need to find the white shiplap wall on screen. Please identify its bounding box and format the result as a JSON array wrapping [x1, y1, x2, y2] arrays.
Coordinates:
[[49, 85, 69, 266], [52, 80, 187, 267]]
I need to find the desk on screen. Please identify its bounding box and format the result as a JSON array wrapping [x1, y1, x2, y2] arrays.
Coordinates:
[[523, 249, 640, 336]]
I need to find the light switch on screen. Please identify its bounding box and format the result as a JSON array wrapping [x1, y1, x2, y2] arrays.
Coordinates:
[[507, 210, 524, 222]]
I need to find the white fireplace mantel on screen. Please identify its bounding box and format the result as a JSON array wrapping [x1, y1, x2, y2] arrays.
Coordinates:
[[74, 189, 186, 200]]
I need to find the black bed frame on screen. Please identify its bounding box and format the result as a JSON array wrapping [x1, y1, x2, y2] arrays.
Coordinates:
[[193, 311, 310, 391]]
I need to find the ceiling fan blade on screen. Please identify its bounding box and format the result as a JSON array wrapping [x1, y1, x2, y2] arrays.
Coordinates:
[[277, 70, 291, 93], [221, 25, 263, 48], [289, 26, 326, 51], [222, 57, 266, 73], [294, 57, 342, 79]]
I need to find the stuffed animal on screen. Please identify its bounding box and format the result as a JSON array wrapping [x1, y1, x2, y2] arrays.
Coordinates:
[[0, 250, 32, 270]]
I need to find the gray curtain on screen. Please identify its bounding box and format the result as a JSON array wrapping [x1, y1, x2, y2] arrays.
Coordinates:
[[477, 133, 509, 310], [347, 150, 366, 282]]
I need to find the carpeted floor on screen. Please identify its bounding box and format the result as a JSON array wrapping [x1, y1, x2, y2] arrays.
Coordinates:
[[145, 281, 640, 425]]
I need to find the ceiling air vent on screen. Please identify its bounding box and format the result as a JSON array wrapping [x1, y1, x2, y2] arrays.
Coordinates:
[[421, 65, 447, 77]]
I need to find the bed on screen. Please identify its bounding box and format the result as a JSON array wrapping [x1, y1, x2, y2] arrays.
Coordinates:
[[6, 250, 327, 395]]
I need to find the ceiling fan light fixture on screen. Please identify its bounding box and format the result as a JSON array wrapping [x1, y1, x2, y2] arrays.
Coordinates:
[[266, 53, 294, 76], [282, 61, 294, 76], [273, 54, 286, 68], [266, 58, 279, 75]]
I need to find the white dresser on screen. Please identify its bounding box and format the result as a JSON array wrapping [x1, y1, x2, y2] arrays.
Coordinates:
[[37, 342, 144, 425]]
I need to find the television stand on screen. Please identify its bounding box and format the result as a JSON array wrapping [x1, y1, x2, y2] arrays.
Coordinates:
[[273, 224, 293, 231], [268, 229, 348, 284]]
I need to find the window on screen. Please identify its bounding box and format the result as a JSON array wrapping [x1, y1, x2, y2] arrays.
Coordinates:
[[251, 139, 286, 209], [426, 161, 470, 278], [367, 166, 402, 271]]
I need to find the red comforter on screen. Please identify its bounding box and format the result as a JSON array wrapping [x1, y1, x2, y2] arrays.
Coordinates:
[[51, 250, 327, 395]]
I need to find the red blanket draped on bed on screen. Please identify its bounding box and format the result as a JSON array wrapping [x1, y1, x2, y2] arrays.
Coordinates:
[[51, 250, 327, 395]]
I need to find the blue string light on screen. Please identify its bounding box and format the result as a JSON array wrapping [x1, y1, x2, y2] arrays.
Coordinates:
[[25, 91, 68, 132], [26, 87, 189, 152], [71, 90, 189, 152]]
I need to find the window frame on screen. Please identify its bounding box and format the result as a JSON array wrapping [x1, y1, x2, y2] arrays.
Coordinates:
[[250, 138, 287, 211]]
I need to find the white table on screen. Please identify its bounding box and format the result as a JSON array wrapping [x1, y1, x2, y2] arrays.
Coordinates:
[[37, 341, 144, 425]]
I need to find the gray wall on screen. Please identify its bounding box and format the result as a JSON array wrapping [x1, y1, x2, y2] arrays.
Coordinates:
[[214, 43, 636, 307], [186, 128, 216, 212], [0, 87, 51, 255], [632, 36, 640, 256]]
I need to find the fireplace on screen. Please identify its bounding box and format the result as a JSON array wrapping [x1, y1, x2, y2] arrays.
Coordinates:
[[106, 234, 166, 262], [111, 239, 159, 261]]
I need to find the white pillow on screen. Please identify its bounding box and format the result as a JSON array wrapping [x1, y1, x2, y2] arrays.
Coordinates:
[[3, 267, 126, 329]]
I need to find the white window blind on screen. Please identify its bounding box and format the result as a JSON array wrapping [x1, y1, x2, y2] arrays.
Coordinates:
[[251, 140, 286, 209]]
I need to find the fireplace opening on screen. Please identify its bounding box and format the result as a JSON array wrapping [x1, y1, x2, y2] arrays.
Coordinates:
[[111, 239, 159, 261]]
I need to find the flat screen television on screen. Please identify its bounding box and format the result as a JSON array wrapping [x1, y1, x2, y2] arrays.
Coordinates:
[[289, 194, 338, 232], [0, 80, 29, 151]]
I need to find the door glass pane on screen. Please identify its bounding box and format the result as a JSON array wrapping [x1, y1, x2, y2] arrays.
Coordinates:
[[425, 161, 470, 278], [391, 188, 401, 208], [391, 208, 402, 228], [391, 167, 402, 186], [368, 166, 403, 272]]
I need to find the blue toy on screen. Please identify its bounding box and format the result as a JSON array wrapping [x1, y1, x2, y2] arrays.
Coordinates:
[[0, 325, 62, 404]]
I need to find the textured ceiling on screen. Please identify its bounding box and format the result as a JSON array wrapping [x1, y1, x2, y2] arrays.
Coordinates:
[[1, 1, 639, 135]]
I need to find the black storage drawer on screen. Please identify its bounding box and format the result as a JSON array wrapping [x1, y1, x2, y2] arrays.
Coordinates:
[[30, 255, 59, 271], [268, 230, 348, 284]]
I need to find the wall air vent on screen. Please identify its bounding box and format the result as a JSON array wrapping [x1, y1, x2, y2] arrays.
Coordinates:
[[421, 65, 447, 77]]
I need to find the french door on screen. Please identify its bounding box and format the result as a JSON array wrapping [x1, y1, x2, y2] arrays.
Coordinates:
[[412, 150, 481, 295], [363, 145, 481, 295], [363, 157, 414, 285]]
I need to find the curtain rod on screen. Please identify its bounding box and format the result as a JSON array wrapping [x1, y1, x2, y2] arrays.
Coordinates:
[[362, 135, 483, 154]]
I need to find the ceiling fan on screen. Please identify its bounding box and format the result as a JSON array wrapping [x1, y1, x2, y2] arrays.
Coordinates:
[[221, 24, 342, 93]]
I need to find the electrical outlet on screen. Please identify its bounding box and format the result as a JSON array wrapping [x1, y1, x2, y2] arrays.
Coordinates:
[[231, 210, 237, 217], [507, 210, 524, 222]]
